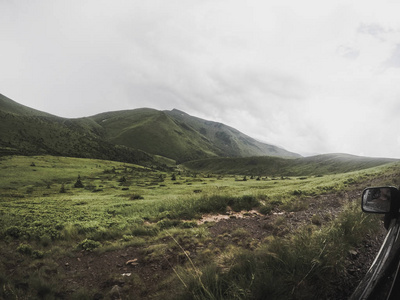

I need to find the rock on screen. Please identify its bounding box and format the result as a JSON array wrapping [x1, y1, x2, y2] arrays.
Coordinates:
[[349, 249, 359, 259]]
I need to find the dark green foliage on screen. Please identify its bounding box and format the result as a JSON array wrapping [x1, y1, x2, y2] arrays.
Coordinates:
[[5, 226, 22, 238], [0, 94, 300, 165], [130, 193, 144, 200], [77, 239, 101, 251], [0, 94, 156, 166], [74, 175, 84, 188], [32, 250, 44, 259], [258, 204, 273, 214], [59, 184, 66, 193], [17, 243, 33, 255], [131, 225, 159, 237], [231, 195, 259, 211], [157, 219, 182, 229]]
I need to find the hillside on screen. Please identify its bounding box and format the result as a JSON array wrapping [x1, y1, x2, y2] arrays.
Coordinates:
[[0, 94, 299, 164], [182, 153, 398, 176], [89, 108, 299, 163], [0, 94, 156, 166]]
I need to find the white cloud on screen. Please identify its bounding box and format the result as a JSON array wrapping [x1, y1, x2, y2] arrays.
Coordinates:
[[1, 0, 400, 158]]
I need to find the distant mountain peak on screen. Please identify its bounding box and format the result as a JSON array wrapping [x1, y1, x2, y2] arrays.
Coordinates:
[[169, 108, 189, 115]]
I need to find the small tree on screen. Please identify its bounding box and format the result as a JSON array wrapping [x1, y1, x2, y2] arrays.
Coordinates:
[[74, 175, 84, 188], [59, 184, 66, 193]]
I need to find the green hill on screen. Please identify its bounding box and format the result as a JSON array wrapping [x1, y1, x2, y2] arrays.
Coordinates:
[[182, 153, 398, 176], [89, 108, 299, 163], [0, 94, 299, 165], [0, 94, 155, 165]]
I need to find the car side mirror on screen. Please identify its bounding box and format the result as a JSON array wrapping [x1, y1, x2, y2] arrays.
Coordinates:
[[362, 187, 398, 214]]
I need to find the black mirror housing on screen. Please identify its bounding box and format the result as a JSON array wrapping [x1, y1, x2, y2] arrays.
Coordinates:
[[362, 187, 399, 214]]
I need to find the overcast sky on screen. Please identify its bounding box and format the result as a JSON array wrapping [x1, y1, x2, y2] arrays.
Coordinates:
[[2, 1, 400, 158]]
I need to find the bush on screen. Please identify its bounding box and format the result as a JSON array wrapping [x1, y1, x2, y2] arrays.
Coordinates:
[[17, 243, 33, 255], [74, 175, 84, 188], [157, 219, 181, 229], [258, 204, 273, 215], [77, 239, 101, 251], [131, 224, 159, 237], [5, 226, 22, 238], [59, 184, 66, 193], [231, 195, 259, 211], [32, 250, 44, 259], [130, 193, 144, 200]]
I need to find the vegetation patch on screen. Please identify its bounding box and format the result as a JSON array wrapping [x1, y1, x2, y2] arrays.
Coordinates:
[[0, 155, 398, 299]]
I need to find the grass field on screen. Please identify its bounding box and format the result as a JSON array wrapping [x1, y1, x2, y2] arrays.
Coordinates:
[[1, 155, 399, 299]]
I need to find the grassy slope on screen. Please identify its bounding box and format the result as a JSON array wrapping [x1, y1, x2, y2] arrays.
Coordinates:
[[1, 155, 400, 299], [166, 109, 300, 158], [0, 95, 157, 165], [89, 108, 300, 163], [91, 109, 218, 163], [182, 153, 398, 176], [0, 94, 300, 163]]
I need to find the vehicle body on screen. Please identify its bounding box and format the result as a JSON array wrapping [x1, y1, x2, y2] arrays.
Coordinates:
[[350, 186, 400, 300]]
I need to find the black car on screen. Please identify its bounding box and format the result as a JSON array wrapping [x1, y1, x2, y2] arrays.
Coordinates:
[[350, 186, 400, 300]]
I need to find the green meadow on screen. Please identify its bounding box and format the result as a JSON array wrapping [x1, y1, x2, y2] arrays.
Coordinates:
[[1, 155, 399, 299]]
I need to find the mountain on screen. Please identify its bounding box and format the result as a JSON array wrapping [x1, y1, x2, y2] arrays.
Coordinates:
[[182, 153, 398, 176], [0, 94, 299, 164], [0, 94, 155, 165], [89, 108, 300, 163]]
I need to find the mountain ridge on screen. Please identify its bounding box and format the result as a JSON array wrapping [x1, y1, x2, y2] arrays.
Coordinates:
[[0, 94, 299, 164], [182, 153, 398, 176]]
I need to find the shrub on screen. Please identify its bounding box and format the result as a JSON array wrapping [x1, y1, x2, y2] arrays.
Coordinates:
[[5, 226, 22, 238], [59, 184, 66, 193], [258, 204, 273, 215], [17, 243, 33, 255], [74, 175, 84, 188], [130, 193, 144, 200], [231, 195, 259, 212], [131, 225, 159, 237], [157, 219, 181, 229], [40, 234, 52, 247], [181, 221, 198, 228], [32, 250, 44, 259], [77, 239, 101, 251]]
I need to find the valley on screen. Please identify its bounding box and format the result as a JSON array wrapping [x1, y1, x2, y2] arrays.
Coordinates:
[[1, 94, 399, 299], [1, 155, 399, 299]]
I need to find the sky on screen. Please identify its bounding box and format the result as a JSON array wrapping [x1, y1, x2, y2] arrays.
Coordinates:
[[2, 1, 400, 158]]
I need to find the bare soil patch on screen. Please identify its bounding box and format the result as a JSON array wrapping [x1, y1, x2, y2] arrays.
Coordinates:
[[55, 190, 386, 299]]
